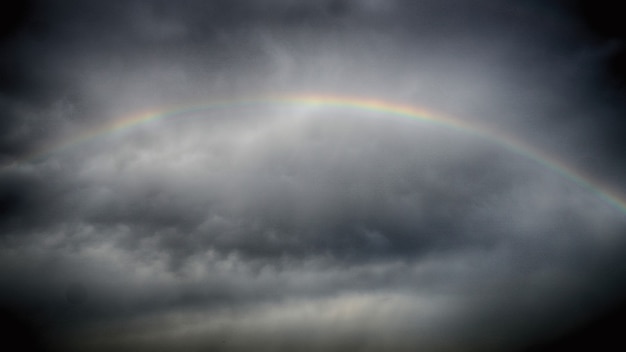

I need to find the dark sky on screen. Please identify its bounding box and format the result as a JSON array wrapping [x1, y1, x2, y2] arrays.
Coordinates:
[[1, 1, 626, 351]]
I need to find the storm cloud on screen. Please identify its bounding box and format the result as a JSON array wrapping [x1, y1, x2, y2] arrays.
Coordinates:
[[2, 1, 626, 351]]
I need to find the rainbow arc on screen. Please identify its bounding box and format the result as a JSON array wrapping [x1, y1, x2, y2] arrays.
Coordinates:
[[3, 93, 626, 215]]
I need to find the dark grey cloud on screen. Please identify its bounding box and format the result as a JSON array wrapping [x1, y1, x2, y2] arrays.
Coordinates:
[[2, 1, 626, 351]]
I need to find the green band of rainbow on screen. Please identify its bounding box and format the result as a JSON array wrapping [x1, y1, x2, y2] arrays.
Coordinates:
[[4, 93, 626, 215]]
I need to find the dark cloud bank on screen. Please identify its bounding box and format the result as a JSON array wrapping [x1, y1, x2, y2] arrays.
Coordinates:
[[2, 1, 626, 351]]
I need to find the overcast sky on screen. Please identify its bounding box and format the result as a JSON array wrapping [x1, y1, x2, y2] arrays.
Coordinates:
[[2, 1, 626, 351]]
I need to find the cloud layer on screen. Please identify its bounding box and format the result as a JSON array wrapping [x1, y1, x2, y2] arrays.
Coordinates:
[[2, 1, 626, 351]]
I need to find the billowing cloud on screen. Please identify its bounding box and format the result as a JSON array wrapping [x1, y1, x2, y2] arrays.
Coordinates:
[[2, 1, 626, 351]]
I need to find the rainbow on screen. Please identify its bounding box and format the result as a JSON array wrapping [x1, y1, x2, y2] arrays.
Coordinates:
[[4, 92, 626, 215]]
